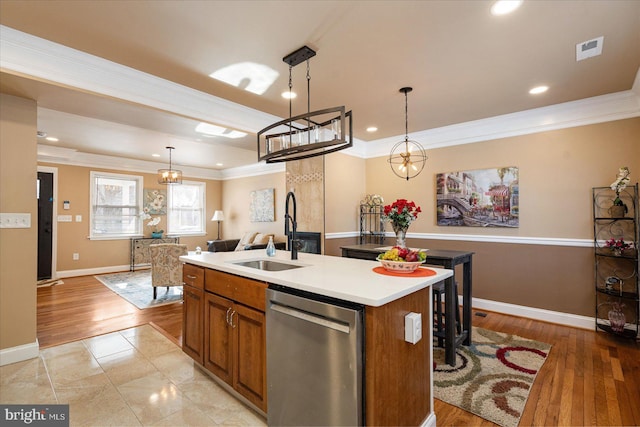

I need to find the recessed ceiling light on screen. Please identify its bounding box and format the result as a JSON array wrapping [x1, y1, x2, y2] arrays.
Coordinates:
[[45, 136, 59, 142], [281, 91, 297, 99], [491, 0, 523, 16], [366, 126, 378, 132], [152, 153, 161, 157], [529, 85, 549, 95], [216, 163, 223, 167], [37, 131, 47, 138]]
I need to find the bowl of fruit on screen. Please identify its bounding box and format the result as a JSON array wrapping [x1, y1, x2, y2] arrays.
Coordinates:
[[377, 246, 427, 273]]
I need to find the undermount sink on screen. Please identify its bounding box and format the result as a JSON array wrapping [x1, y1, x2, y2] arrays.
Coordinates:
[[231, 259, 304, 272]]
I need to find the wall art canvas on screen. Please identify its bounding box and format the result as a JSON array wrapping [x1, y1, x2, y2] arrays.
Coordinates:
[[436, 166, 519, 227], [250, 188, 275, 222], [143, 189, 167, 215]]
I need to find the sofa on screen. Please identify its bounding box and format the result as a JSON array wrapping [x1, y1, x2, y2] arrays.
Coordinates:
[[207, 232, 287, 253]]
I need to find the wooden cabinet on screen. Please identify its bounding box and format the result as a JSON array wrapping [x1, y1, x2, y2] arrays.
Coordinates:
[[203, 269, 268, 412], [182, 264, 204, 363]]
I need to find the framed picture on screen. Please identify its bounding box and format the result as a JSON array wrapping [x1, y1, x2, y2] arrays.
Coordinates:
[[436, 166, 519, 227], [143, 189, 167, 215], [250, 188, 275, 222]]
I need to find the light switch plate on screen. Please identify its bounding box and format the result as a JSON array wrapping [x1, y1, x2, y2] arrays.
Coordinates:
[[0, 213, 31, 228]]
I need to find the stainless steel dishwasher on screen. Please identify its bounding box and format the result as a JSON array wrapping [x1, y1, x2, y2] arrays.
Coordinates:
[[266, 287, 364, 426]]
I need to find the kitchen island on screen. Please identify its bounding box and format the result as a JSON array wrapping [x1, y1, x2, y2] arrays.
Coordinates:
[[180, 250, 452, 426]]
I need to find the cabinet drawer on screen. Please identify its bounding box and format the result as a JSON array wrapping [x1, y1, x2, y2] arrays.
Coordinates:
[[205, 269, 267, 311], [183, 264, 205, 289]]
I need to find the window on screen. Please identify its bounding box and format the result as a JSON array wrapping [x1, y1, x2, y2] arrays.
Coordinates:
[[168, 181, 206, 235], [90, 171, 143, 239]]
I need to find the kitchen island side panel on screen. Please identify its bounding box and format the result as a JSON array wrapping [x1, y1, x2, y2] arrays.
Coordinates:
[[365, 286, 432, 426]]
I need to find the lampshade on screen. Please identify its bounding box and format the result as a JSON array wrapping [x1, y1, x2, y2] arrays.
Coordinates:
[[211, 210, 224, 222], [257, 45, 353, 163], [158, 146, 182, 184]]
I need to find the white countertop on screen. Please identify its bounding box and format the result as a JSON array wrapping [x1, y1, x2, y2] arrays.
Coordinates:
[[180, 250, 453, 307]]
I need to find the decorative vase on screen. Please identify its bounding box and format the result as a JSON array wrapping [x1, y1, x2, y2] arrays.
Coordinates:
[[608, 307, 626, 333], [151, 231, 163, 239], [392, 224, 408, 248], [612, 248, 623, 257], [610, 205, 626, 218]]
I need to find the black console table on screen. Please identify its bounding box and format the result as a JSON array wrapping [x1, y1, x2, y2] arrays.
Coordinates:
[[130, 237, 179, 271], [341, 243, 474, 366]]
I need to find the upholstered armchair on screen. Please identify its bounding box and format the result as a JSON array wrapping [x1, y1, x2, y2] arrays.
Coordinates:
[[149, 243, 188, 299]]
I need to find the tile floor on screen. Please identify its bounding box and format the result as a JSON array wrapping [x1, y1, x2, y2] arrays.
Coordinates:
[[0, 325, 267, 426]]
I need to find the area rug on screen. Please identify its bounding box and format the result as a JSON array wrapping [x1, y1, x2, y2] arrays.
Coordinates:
[[433, 327, 552, 427], [94, 270, 182, 309]]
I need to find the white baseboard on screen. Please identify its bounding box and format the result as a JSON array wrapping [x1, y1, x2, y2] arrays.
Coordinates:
[[0, 340, 39, 366], [463, 296, 595, 330], [421, 412, 437, 427], [56, 264, 132, 278]]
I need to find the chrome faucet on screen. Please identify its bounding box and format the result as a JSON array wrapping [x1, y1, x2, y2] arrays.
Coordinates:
[[285, 191, 302, 260]]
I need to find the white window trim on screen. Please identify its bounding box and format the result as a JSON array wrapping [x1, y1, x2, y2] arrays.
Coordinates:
[[167, 180, 206, 237], [89, 171, 144, 240]]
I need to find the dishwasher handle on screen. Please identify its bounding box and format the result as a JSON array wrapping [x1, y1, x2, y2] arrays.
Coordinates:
[[270, 302, 350, 334]]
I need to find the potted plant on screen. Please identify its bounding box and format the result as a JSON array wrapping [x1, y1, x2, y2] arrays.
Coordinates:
[[609, 167, 630, 218]]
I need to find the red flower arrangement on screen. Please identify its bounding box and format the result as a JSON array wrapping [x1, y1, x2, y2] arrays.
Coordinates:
[[605, 238, 631, 253], [382, 199, 422, 229]]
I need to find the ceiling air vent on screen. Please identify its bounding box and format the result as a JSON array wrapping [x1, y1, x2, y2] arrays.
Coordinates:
[[576, 36, 603, 61]]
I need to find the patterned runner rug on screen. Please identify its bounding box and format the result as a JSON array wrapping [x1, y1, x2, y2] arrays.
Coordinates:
[[433, 327, 551, 427], [94, 270, 182, 309]]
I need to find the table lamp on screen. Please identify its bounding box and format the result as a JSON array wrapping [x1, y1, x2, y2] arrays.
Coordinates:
[[211, 210, 224, 240]]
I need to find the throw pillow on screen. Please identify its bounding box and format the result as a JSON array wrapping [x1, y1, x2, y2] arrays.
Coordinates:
[[235, 231, 258, 251], [252, 233, 274, 245]]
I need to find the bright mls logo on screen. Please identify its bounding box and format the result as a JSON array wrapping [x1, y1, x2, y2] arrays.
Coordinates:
[[1, 405, 69, 426]]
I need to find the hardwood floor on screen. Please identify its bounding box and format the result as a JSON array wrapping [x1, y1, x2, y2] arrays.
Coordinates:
[[37, 274, 183, 349], [38, 275, 640, 426]]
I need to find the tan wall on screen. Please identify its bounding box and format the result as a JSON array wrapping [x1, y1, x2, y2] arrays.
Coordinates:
[[38, 163, 222, 273], [0, 94, 38, 350], [366, 118, 640, 238], [348, 117, 640, 317], [221, 172, 286, 240]]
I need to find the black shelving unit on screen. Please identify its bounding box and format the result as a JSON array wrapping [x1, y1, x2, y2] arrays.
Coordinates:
[[592, 184, 639, 339]]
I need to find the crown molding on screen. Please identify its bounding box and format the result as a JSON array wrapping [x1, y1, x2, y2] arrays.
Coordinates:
[[220, 162, 285, 180], [0, 25, 279, 133], [37, 144, 222, 180], [5, 25, 639, 171], [364, 87, 640, 159]]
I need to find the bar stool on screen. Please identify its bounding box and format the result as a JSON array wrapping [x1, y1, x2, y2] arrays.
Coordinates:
[[432, 280, 461, 348]]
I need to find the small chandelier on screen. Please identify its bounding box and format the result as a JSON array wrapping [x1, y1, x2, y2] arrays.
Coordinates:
[[157, 146, 182, 184], [388, 87, 427, 181], [257, 45, 353, 163]]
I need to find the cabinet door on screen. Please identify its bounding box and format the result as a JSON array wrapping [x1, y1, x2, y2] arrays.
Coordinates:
[[204, 293, 234, 384], [182, 285, 204, 363], [233, 303, 267, 412]]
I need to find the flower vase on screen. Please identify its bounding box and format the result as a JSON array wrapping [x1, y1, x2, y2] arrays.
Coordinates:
[[608, 307, 626, 333], [612, 248, 623, 257], [151, 231, 163, 239], [393, 225, 408, 248]]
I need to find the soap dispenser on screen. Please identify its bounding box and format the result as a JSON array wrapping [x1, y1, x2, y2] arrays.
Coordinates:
[[266, 236, 276, 257]]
